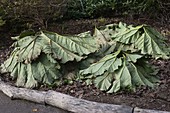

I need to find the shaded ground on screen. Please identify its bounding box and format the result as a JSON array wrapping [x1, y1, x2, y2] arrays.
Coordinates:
[[0, 92, 70, 113], [0, 17, 170, 112]]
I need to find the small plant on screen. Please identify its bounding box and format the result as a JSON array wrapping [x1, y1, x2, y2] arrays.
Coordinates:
[[0, 8, 5, 27], [66, 0, 157, 18], [0, 17, 5, 27], [1, 22, 169, 93]]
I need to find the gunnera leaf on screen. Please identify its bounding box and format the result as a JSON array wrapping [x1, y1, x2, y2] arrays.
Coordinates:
[[112, 22, 170, 59], [80, 51, 122, 76], [93, 27, 115, 56], [40, 31, 98, 63], [80, 51, 159, 93], [1, 52, 61, 88], [11, 31, 98, 64], [107, 59, 159, 93], [1, 30, 98, 88], [94, 24, 138, 56], [11, 29, 35, 40], [12, 35, 43, 64]]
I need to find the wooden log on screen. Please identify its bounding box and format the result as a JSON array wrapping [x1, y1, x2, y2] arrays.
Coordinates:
[[134, 107, 170, 113], [0, 80, 46, 104], [1, 78, 169, 113], [45, 90, 133, 113], [0, 78, 133, 113]]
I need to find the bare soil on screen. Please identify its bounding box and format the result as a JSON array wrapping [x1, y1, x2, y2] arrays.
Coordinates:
[[0, 17, 170, 111]]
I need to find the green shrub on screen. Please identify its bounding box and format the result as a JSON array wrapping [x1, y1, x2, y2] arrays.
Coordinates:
[[0, 17, 5, 27], [0, 7, 5, 27], [65, 0, 157, 18], [0, 0, 68, 31], [66, 0, 115, 18], [65, 0, 115, 18]]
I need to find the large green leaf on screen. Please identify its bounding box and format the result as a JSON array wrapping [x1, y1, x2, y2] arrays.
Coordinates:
[[94, 24, 138, 55], [94, 72, 113, 91], [40, 31, 98, 63], [94, 27, 111, 54], [12, 31, 98, 64], [93, 27, 116, 56], [112, 23, 142, 44], [12, 36, 43, 63], [1, 30, 98, 88], [112, 23, 170, 59], [80, 51, 159, 93], [11, 29, 35, 40], [108, 61, 132, 93], [1, 53, 61, 88], [135, 26, 169, 59], [80, 51, 122, 76], [1, 48, 20, 79], [108, 60, 159, 93]]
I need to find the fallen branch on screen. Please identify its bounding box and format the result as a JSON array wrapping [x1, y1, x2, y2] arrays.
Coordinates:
[[0, 79, 46, 104], [45, 90, 132, 113], [0, 79, 132, 113], [0, 78, 169, 113]]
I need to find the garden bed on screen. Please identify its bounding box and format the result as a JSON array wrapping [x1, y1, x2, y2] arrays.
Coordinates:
[[0, 17, 170, 112]]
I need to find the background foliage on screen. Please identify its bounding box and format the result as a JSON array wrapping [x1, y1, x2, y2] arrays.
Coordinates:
[[0, 0, 68, 31], [65, 0, 157, 18], [0, 0, 169, 32], [0, 7, 5, 27]]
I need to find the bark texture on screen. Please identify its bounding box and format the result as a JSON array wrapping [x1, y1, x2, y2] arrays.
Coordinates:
[[134, 108, 170, 113], [45, 90, 132, 113]]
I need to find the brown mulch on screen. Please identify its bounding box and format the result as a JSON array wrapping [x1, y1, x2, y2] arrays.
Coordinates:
[[0, 17, 170, 111]]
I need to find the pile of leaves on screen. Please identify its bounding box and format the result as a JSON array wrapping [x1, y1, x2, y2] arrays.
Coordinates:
[[1, 30, 98, 88], [1, 22, 169, 93], [0, 0, 68, 30]]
